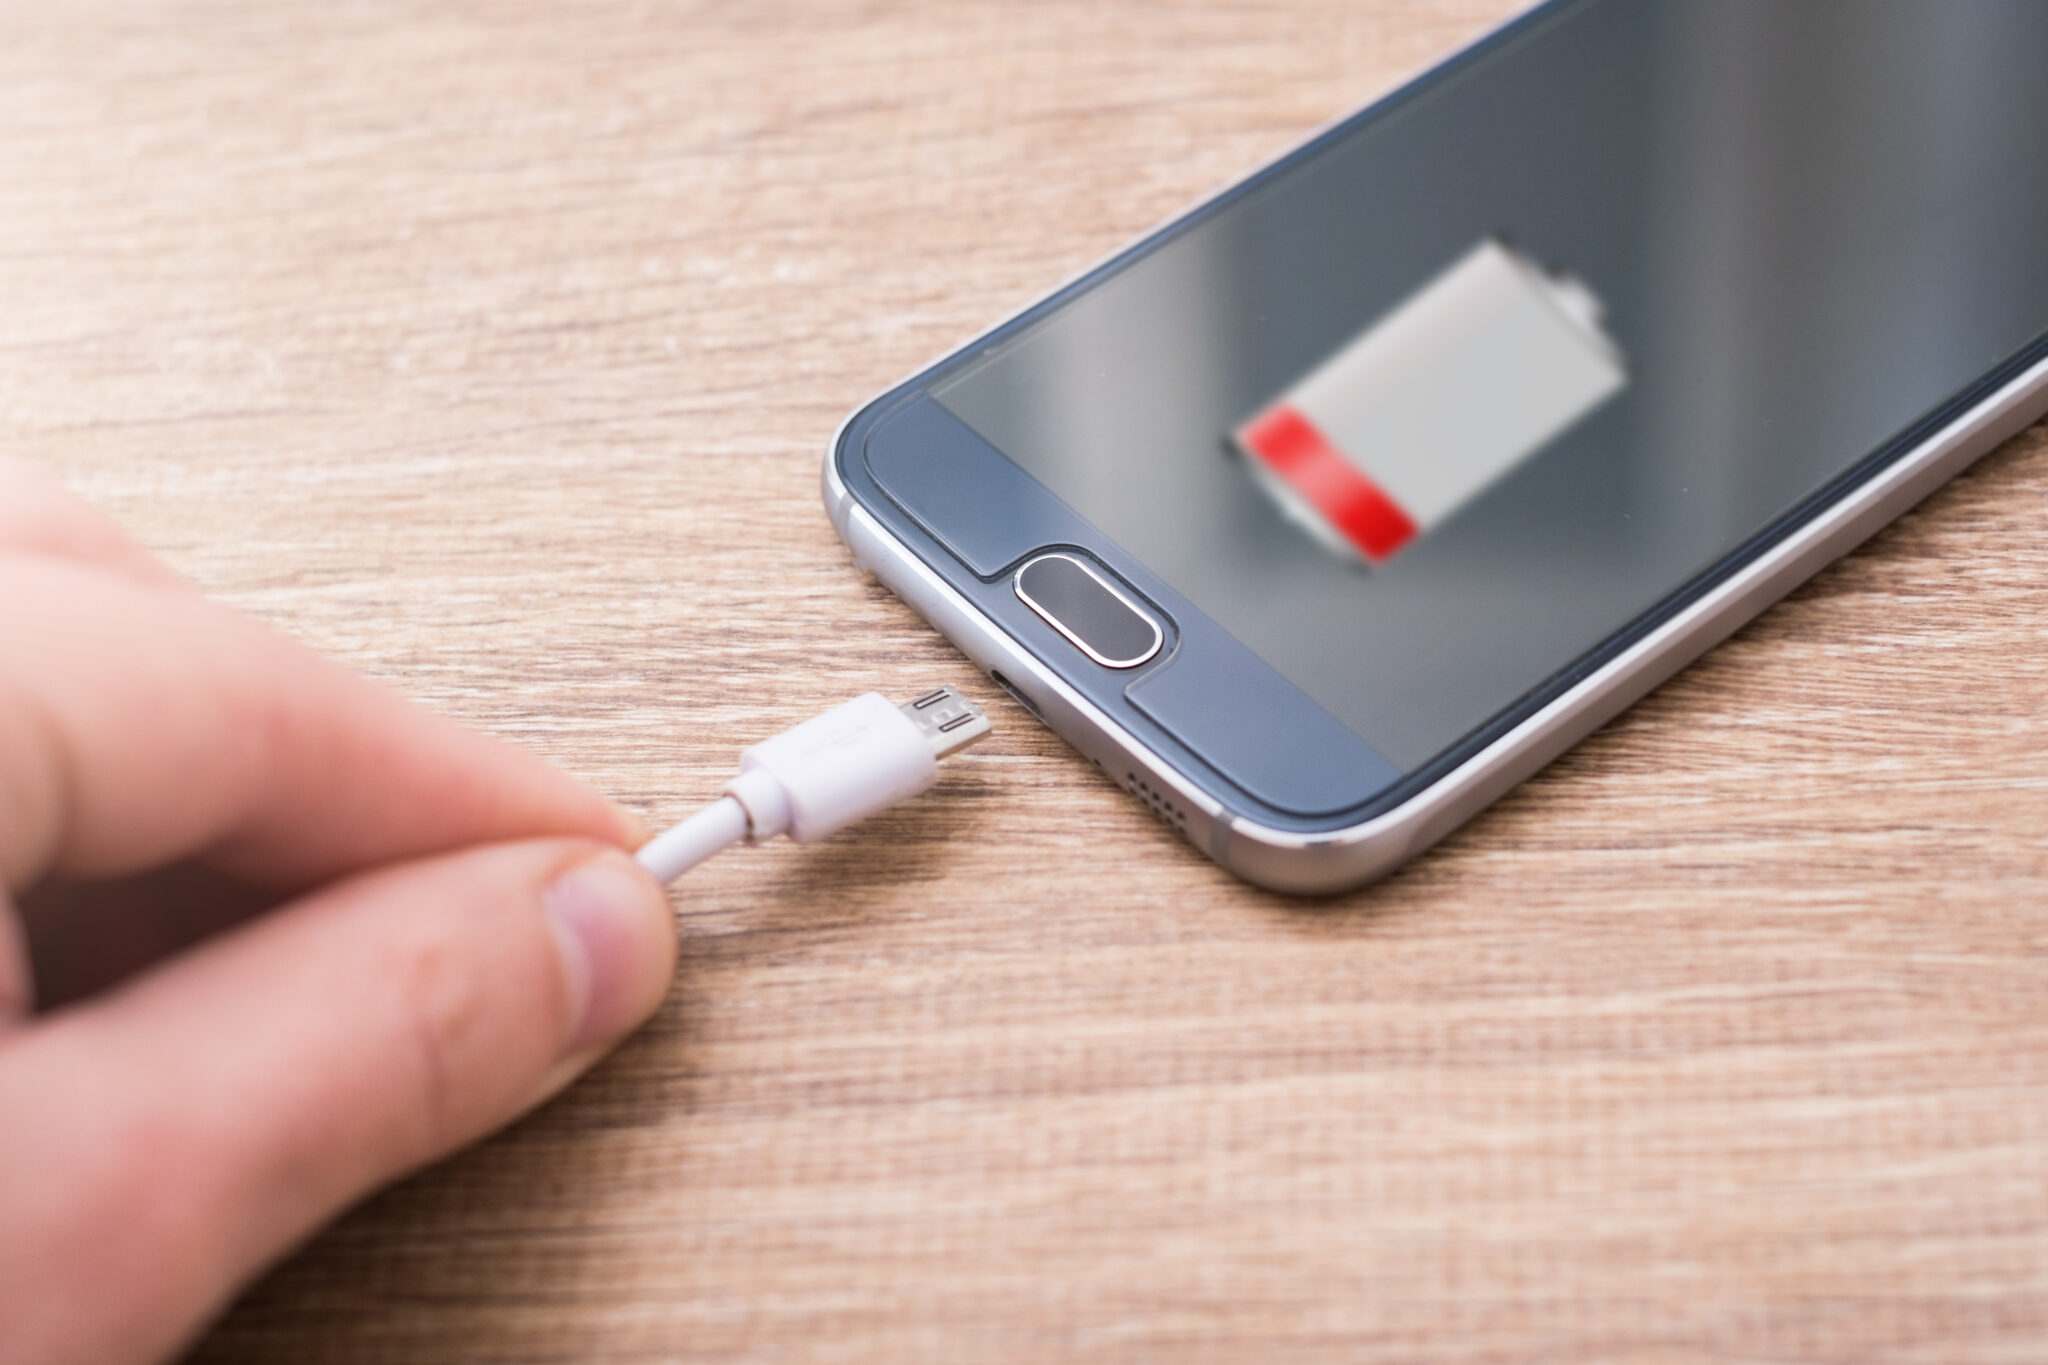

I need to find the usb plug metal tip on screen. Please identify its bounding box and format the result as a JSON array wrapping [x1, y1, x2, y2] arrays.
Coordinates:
[[898, 684, 993, 759]]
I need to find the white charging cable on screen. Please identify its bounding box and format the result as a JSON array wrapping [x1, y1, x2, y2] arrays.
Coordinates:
[[633, 685, 991, 882]]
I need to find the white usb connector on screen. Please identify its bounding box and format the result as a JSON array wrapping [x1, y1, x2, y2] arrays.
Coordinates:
[[633, 685, 991, 882]]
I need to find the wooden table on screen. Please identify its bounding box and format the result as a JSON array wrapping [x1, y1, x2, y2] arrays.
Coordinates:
[[8, 2, 2048, 1359]]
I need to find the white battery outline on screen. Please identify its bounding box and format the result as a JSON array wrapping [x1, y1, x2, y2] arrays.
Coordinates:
[[1234, 238, 1628, 565]]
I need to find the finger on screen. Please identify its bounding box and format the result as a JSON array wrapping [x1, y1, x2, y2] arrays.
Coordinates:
[[0, 456, 184, 586], [0, 837, 675, 1365], [0, 555, 641, 894]]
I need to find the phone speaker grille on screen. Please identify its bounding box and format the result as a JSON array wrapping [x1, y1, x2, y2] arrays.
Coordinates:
[[1124, 772, 1189, 835]]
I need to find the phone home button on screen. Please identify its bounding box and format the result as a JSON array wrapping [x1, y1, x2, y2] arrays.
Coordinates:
[[1013, 554, 1163, 670]]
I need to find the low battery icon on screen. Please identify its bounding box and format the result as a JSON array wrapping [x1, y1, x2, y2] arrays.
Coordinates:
[[1234, 239, 1627, 565]]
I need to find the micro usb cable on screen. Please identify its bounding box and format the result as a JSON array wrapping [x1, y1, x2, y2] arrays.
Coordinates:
[[633, 685, 990, 882]]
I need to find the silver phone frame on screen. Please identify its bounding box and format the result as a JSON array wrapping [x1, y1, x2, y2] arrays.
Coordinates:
[[821, 3, 2048, 896]]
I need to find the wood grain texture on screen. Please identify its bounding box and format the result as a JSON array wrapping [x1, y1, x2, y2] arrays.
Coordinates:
[[6, 1, 2048, 1360]]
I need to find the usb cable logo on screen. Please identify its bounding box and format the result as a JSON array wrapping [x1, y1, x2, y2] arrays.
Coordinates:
[[1234, 239, 1627, 565]]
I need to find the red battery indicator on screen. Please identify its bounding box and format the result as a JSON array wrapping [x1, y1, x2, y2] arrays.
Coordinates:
[[1235, 239, 1627, 564]]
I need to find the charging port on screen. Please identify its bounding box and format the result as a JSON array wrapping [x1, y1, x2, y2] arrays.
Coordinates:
[[988, 670, 1043, 720]]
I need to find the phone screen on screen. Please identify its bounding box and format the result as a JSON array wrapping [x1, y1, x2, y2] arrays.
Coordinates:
[[920, 0, 2048, 774]]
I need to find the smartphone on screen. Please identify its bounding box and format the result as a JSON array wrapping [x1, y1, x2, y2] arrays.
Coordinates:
[[823, 0, 2048, 895]]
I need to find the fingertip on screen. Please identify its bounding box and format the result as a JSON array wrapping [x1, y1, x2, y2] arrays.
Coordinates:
[[543, 849, 676, 1058], [609, 802, 654, 852]]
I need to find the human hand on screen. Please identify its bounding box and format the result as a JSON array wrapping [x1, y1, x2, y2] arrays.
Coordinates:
[[0, 459, 677, 1364]]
